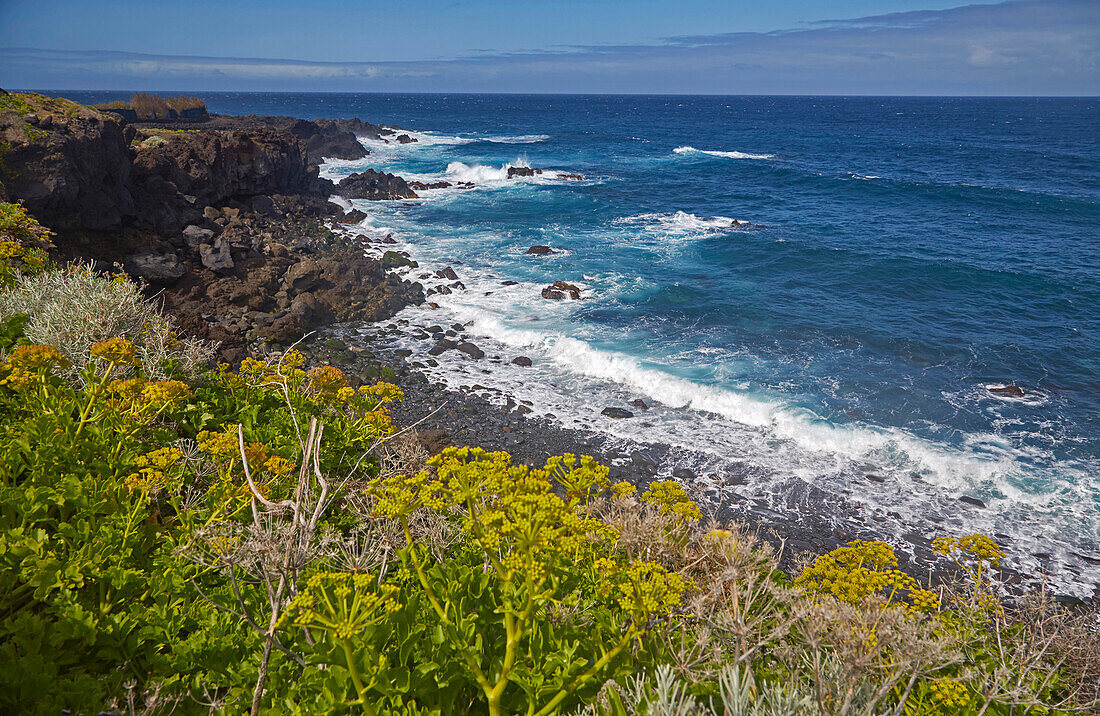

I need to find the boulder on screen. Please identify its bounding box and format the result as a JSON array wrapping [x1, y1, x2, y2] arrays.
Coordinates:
[[631, 399, 650, 410], [525, 245, 554, 255], [337, 209, 368, 224], [199, 238, 235, 272], [125, 251, 186, 284], [959, 495, 986, 508], [436, 267, 459, 281], [395, 134, 417, 144], [601, 407, 634, 419], [408, 180, 453, 191], [456, 342, 485, 359], [541, 280, 583, 300], [182, 224, 215, 248], [428, 339, 458, 356], [381, 251, 417, 269], [512, 356, 533, 367]]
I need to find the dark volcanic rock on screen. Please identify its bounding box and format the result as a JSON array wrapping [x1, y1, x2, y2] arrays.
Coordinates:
[[125, 251, 186, 284], [338, 170, 418, 201], [525, 245, 554, 255], [457, 342, 485, 359], [989, 385, 1026, 398], [381, 250, 417, 269], [395, 134, 417, 144], [959, 495, 987, 508], [428, 340, 458, 356], [601, 407, 634, 419], [0, 94, 135, 231], [541, 280, 583, 300], [507, 166, 542, 179], [512, 356, 533, 367], [408, 180, 453, 191], [337, 209, 367, 224], [631, 399, 650, 410]]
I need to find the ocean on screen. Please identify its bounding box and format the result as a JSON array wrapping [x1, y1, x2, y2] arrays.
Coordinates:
[[63, 92, 1100, 592]]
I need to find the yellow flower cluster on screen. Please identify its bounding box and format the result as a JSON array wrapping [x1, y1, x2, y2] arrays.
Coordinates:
[[277, 571, 401, 640], [0, 241, 25, 260], [596, 558, 693, 619], [369, 447, 620, 584], [932, 534, 1004, 567], [125, 446, 183, 492], [90, 337, 138, 366], [610, 481, 637, 498], [640, 480, 703, 522], [927, 679, 969, 709], [140, 379, 191, 406], [197, 427, 239, 459], [546, 452, 610, 506], [795, 539, 935, 611], [0, 344, 70, 388]]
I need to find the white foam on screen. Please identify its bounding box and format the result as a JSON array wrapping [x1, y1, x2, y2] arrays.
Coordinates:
[[480, 134, 551, 144], [673, 145, 775, 160], [615, 211, 745, 236]]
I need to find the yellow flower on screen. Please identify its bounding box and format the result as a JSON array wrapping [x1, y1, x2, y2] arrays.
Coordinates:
[[610, 481, 637, 498], [0, 241, 25, 260], [140, 380, 192, 406], [641, 480, 702, 522], [6, 344, 69, 371], [90, 337, 138, 365]]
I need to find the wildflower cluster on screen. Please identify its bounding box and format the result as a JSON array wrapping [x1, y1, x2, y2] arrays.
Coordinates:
[[0, 344, 69, 388], [277, 571, 401, 639], [90, 337, 139, 366], [927, 679, 970, 709], [796, 539, 938, 612], [125, 446, 184, 492], [596, 558, 693, 620], [641, 480, 703, 522]]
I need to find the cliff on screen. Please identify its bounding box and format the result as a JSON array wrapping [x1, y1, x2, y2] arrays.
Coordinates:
[[0, 91, 422, 362]]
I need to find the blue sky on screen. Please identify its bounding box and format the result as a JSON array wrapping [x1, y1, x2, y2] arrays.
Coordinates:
[[1, 0, 1097, 94]]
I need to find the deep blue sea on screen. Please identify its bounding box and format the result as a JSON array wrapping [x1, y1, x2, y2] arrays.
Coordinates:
[[62, 92, 1100, 590]]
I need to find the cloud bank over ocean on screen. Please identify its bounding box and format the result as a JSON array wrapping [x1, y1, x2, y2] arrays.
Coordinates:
[[1, 0, 1097, 94]]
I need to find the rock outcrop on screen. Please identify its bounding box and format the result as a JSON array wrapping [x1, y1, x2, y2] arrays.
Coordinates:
[[339, 170, 419, 201], [0, 93, 135, 230]]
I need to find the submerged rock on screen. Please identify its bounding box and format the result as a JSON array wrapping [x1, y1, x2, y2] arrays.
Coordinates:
[[601, 407, 634, 419], [541, 280, 583, 300], [989, 385, 1026, 398], [525, 245, 554, 255]]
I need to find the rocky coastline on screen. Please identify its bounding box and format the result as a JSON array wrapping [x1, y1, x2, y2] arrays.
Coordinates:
[[2, 91, 1094, 602]]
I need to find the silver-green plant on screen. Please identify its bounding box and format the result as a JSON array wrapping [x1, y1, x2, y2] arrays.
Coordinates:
[[0, 264, 214, 381]]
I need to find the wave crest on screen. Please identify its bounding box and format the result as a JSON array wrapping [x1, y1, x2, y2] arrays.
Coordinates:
[[673, 145, 775, 160]]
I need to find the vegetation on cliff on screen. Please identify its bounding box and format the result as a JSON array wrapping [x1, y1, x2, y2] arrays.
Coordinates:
[[0, 202, 1097, 716], [96, 93, 208, 121]]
